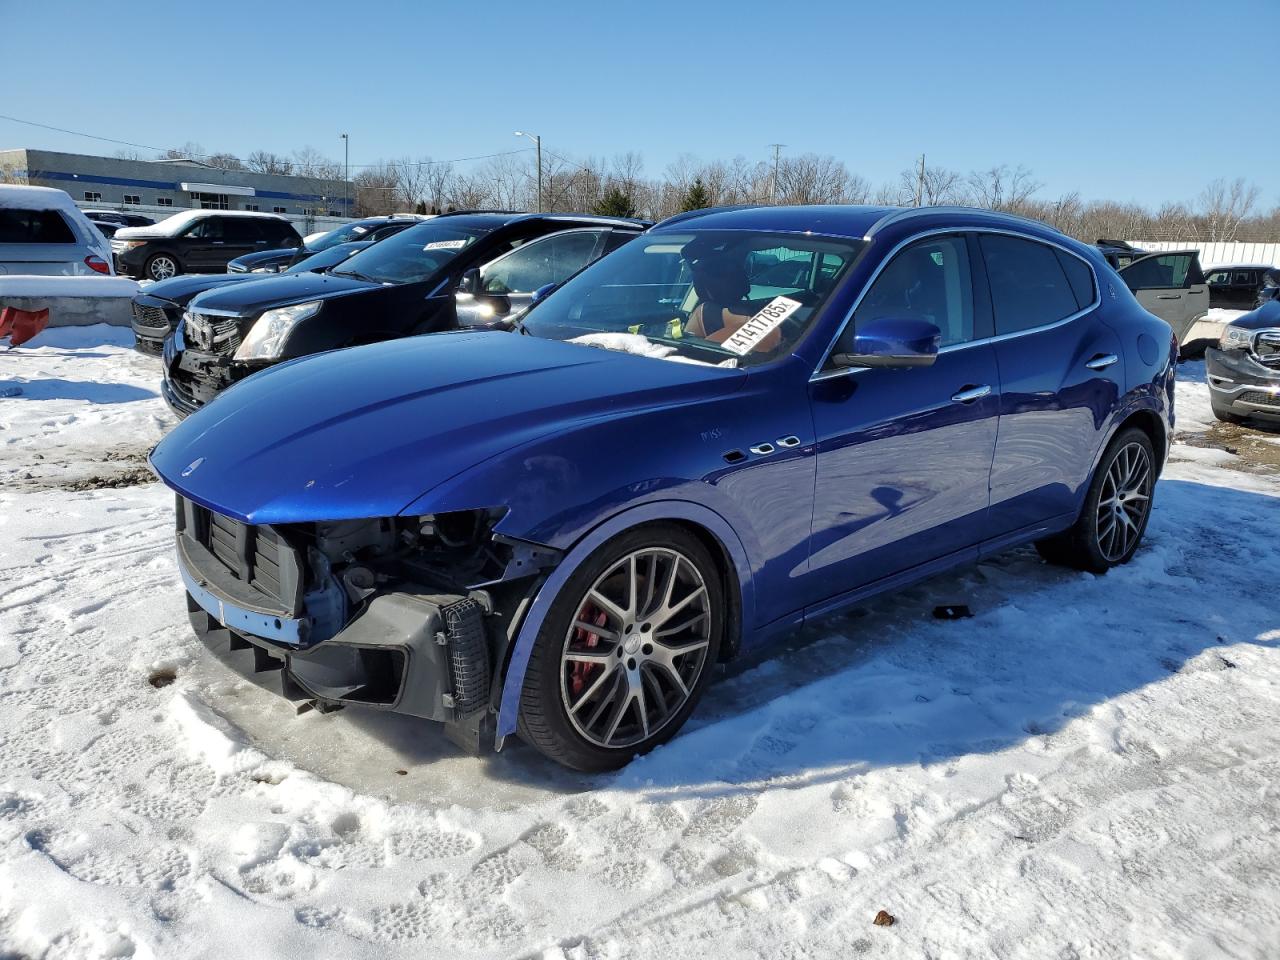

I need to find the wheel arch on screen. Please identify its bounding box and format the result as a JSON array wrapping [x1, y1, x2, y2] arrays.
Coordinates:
[[1114, 406, 1167, 476], [495, 500, 754, 739]]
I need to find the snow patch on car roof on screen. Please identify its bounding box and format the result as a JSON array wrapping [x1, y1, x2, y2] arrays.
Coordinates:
[[115, 208, 291, 239]]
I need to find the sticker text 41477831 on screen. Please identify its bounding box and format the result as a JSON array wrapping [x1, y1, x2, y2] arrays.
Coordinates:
[[722, 296, 803, 356]]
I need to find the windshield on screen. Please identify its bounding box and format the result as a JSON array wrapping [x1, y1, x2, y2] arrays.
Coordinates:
[[285, 243, 365, 274], [308, 220, 382, 252], [329, 221, 491, 285], [520, 230, 863, 367]]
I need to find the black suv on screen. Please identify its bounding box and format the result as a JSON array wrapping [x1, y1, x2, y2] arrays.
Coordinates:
[[112, 211, 302, 280], [1204, 264, 1274, 309], [161, 212, 648, 417]]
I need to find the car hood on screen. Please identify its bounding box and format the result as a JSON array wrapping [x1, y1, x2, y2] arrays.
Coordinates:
[[188, 270, 380, 315], [231, 247, 302, 268], [139, 273, 257, 306], [151, 332, 746, 524], [1231, 299, 1280, 330]]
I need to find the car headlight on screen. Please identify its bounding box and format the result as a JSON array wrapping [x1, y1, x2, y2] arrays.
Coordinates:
[[234, 300, 322, 361], [1219, 324, 1254, 350]]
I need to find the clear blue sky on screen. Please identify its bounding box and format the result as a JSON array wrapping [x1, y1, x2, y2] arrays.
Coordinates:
[[3, 0, 1273, 208]]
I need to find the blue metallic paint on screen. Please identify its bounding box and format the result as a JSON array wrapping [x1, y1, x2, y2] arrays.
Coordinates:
[[150, 205, 1176, 743]]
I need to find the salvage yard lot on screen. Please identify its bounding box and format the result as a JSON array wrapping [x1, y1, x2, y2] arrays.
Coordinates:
[[1, 327, 1278, 959]]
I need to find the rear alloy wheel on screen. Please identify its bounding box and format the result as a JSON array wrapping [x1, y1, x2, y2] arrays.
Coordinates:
[[1036, 427, 1155, 572], [146, 254, 179, 281], [518, 525, 723, 771]]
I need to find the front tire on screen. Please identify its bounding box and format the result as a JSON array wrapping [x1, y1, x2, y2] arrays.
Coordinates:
[[518, 524, 724, 772], [1035, 427, 1155, 573], [145, 253, 180, 281], [1211, 400, 1245, 425]]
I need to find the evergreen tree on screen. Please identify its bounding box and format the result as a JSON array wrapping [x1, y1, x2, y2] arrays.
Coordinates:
[[592, 185, 638, 218], [680, 178, 711, 212], [414, 200, 428, 215]]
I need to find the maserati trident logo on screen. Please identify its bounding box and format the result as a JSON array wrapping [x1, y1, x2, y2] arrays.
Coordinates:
[[181, 457, 205, 477]]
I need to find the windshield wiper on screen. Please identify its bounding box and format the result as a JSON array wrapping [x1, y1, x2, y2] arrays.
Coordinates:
[[333, 268, 377, 283]]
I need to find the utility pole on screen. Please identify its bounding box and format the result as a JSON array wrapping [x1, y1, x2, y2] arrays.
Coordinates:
[[515, 131, 542, 212], [768, 143, 786, 203], [916, 153, 926, 207], [340, 133, 350, 216]]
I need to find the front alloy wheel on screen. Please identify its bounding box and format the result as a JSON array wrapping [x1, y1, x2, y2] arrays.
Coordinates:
[[146, 254, 178, 281], [519, 524, 723, 771], [561, 547, 712, 749]]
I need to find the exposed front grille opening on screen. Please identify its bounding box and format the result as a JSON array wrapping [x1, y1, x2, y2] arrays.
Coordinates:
[[178, 497, 303, 614], [1238, 390, 1280, 408], [132, 304, 170, 329], [186, 312, 242, 354]]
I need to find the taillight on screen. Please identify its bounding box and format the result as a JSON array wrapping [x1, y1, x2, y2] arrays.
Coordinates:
[[84, 255, 110, 275]]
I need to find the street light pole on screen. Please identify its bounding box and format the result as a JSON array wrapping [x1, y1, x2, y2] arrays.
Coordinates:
[[768, 143, 786, 203], [514, 130, 542, 213], [340, 133, 349, 216]]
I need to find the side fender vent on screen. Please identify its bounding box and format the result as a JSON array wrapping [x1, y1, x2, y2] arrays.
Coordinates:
[[722, 449, 746, 464]]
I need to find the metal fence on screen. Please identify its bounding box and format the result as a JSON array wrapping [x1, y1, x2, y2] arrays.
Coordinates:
[[1130, 240, 1280, 270]]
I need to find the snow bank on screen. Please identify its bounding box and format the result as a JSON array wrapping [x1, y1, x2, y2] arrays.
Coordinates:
[[0, 275, 138, 299]]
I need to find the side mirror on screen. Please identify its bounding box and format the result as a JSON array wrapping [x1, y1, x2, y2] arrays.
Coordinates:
[[831, 317, 941, 369], [531, 282, 556, 304], [456, 267, 481, 295]]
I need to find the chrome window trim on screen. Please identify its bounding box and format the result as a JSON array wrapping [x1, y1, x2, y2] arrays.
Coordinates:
[[810, 225, 1102, 383]]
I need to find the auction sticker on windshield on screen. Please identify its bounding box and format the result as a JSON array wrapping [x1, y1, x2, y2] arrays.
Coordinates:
[[424, 240, 468, 250], [722, 296, 803, 355]]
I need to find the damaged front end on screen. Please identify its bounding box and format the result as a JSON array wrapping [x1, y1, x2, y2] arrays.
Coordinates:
[[175, 496, 559, 752]]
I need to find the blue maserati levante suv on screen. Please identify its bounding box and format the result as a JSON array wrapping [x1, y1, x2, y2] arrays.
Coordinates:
[[150, 205, 1176, 771]]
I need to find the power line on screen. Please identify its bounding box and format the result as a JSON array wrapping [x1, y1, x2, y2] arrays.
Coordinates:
[[0, 112, 532, 170]]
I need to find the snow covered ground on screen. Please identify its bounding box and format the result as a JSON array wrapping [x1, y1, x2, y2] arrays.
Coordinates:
[[1, 327, 1278, 959]]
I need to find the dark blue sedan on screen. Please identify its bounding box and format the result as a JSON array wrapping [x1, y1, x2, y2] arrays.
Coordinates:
[[149, 204, 1176, 770]]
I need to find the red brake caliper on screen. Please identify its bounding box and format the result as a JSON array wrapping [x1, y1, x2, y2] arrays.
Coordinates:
[[569, 605, 608, 698]]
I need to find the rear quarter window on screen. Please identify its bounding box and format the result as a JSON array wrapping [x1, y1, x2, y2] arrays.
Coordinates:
[[0, 209, 77, 244], [1053, 248, 1097, 310]]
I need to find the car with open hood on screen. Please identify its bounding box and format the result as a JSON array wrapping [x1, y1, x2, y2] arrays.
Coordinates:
[[159, 211, 648, 417], [150, 204, 1175, 770], [128, 240, 374, 355]]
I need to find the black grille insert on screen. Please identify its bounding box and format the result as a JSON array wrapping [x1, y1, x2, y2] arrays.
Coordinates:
[[177, 497, 303, 616], [1238, 390, 1280, 408]]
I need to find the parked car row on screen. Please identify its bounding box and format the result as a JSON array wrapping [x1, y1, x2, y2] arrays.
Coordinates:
[[140, 202, 1178, 770], [227, 215, 429, 274]]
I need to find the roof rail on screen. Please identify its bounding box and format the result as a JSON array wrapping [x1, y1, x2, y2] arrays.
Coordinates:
[[864, 205, 1064, 239], [650, 204, 768, 230]]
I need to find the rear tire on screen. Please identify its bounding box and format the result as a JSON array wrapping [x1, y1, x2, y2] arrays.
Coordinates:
[[1035, 427, 1155, 573], [517, 523, 724, 772], [145, 253, 180, 281]]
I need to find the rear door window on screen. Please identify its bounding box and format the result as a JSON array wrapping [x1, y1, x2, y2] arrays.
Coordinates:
[[1120, 253, 1195, 290], [222, 219, 264, 243], [480, 230, 604, 294], [0, 209, 76, 244], [978, 234, 1081, 335]]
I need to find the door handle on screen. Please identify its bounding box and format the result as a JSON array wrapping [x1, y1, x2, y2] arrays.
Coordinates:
[[1156, 293, 1181, 299], [951, 385, 992, 403], [1086, 353, 1119, 371]]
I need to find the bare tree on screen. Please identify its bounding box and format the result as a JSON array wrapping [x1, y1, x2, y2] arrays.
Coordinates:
[[966, 164, 1042, 210], [246, 150, 294, 175], [291, 146, 343, 180], [1198, 177, 1260, 241], [896, 163, 965, 206]]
